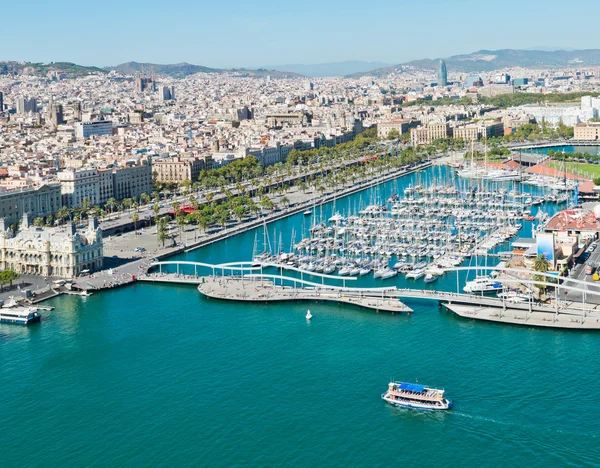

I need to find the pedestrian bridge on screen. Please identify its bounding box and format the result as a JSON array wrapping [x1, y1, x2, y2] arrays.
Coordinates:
[[142, 261, 600, 320]]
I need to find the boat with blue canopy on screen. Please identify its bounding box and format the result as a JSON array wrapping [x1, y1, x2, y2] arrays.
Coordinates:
[[381, 381, 452, 410]]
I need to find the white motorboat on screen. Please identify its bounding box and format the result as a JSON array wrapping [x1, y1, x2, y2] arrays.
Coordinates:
[[306, 309, 312, 320], [424, 273, 438, 283], [406, 268, 426, 280], [464, 276, 503, 293]]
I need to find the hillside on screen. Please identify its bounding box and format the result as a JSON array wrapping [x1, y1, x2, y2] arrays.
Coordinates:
[[263, 61, 390, 77], [351, 49, 600, 77], [0, 61, 106, 76], [109, 62, 304, 78], [110, 61, 220, 78]]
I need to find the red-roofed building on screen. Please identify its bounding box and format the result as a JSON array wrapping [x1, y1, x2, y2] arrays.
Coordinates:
[[578, 181, 599, 202], [503, 160, 521, 170]]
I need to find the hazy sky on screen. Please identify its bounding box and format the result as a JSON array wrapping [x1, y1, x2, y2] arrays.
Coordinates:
[[3, 0, 599, 67]]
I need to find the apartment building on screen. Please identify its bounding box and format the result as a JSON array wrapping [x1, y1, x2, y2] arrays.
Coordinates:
[[0, 184, 62, 225], [153, 156, 212, 183], [574, 122, 600, 141], [74, 120, 113, 139]]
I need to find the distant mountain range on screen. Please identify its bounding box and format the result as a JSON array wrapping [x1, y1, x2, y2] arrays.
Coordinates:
[[107, 62, 305, 78], [0, 60, 304, 78], [350, 49, 600, 77], [3, 49, 600, 80], [260, 61, 391, 77]]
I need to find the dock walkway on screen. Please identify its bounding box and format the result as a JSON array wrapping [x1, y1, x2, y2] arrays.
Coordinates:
[[445, 304, 600, 329], [196, 276, 413, 314]]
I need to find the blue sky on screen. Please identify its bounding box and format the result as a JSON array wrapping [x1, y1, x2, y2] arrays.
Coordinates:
[[3, 0, 599, 67]]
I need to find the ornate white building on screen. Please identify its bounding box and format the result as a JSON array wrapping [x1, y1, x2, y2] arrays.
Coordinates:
[[0, 213, 103, 278]]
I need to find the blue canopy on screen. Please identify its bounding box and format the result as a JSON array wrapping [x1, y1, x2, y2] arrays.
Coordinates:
[[399, 383, 425, 393]]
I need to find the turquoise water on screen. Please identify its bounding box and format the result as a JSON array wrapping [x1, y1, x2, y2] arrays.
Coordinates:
[[2, 167, 599, 467], [525, 144, 600, 155]]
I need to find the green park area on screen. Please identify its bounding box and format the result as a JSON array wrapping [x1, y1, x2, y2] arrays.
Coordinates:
[[547, 161, 600, 179]]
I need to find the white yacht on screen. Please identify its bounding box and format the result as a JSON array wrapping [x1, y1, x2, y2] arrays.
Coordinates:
[[464, 276, 503, 293]]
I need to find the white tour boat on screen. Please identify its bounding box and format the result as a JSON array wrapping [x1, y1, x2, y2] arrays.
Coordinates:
[[382, 382, 452, 411]]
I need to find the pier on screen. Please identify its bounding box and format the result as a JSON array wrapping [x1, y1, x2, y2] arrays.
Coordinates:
[[196, 276, 413, 314], [445, 304, 600, 330], [140, 261, 600, 329]]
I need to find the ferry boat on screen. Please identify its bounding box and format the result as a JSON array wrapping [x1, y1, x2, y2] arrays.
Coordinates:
[[382, 382, 452, 411], [0, 307, 41, 325]]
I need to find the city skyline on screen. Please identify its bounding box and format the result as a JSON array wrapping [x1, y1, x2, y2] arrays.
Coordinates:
[[3, 0, 599, 68]]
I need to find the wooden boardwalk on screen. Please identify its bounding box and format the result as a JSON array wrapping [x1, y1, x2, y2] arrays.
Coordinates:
[[196, 276, 413, 314]]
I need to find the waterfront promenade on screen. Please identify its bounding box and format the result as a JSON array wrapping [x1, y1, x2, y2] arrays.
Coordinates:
[[445, 303, 600, 329], [193, 276, 413, 314]]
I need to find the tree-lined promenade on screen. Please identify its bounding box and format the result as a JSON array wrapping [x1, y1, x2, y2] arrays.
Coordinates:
[[29, 128, 435, 243]]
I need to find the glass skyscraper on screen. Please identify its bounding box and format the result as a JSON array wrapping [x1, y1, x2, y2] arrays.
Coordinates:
[[438, 60, 448, 87]]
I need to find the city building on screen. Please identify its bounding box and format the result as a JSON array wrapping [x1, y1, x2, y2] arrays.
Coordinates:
[[438, 60, 448, 87], [0, 213, 103, 277], [153, 156, 212, 183], [409, 122, 451, 144], [134, 73, 155, 93], [266, 111, 311, 127], [112, 163, 153, 200], [159, 85, 175, 101], [453, 121, 504, 140], [74, 119, 113, 139], [57, 169, 101, 208], [72, 102, 82, 120], [16, 97, 37, 114], [0, 184, 62, 226], [574, 122, 600, 140], [0, 91, 3, 112], [377, 119, 420, 139], [46, 101, 64, 127]]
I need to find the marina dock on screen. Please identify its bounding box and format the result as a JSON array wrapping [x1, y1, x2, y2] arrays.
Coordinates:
[[445, 303, 600, 329]]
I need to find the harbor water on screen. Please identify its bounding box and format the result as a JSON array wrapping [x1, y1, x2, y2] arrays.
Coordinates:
[[1, 166, 599, 467]]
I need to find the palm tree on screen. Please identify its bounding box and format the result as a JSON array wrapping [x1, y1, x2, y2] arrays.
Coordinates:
[[57, 206, 70, 224], [176, 213, 186, 242], [105, 198, 117, 217], [122, 198, 133, 213], [132, 212, 139, 232], [157, 216, 170, 247], [533, 254, 551, 297], [281, 196, 290, 208]]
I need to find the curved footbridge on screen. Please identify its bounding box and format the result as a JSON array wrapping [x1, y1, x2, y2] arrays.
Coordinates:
[[141, 261, 412, 314], [141, 262, 600, 329]]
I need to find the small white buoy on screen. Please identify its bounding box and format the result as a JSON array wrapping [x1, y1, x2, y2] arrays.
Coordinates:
[[306, 309, 312, 320]]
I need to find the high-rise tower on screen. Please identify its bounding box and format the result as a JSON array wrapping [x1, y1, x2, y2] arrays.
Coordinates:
[[438, 59, 448, 87]]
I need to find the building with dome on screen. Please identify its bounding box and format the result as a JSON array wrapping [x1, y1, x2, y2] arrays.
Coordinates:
[[0, 213, 103, 278]]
